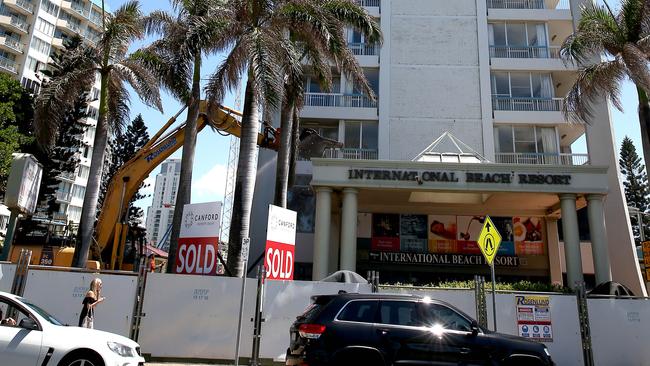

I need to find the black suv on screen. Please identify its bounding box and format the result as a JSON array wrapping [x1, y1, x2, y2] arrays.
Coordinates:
[[286, 293, 554, 366]]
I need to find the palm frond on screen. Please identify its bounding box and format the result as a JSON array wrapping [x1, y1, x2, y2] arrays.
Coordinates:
[[105, 73, 131, 133], [131, 45, 192, 102], [321, 0, 383, 44], [114, 58, 164, 112], [205, 39, 248, 103]]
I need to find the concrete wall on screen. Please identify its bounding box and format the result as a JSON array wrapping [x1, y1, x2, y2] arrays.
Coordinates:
[[388, 0, 484, 160], [0, 262, 16, 292]]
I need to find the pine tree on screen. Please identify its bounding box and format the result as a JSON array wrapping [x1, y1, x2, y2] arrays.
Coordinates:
[[98, 114, 149, 226], [619, 136, 650, 244]]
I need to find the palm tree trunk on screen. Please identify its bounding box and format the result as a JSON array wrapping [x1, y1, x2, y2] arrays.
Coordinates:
[[73, 71, 109, 267], [227, 73, 260, 278], [637, 87, 650, 173], [273, 104, 293, 208], [165, 54, 201, 273]]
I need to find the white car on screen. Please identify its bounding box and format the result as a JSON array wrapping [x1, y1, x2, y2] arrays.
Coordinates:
[[0, 291, 145, 366]]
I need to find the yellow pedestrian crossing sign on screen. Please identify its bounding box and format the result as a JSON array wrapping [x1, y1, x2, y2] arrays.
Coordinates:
[[477, 216, 501, 265]]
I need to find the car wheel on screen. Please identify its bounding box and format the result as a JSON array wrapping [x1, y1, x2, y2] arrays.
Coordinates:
[[58, 351, 104, 366]]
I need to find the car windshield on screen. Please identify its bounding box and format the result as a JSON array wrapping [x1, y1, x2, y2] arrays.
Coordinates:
[[20, 299, 64, 326]]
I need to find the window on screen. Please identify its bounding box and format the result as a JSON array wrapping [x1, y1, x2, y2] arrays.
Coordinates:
[[305, 75, 341, 93], [87, 106, 99, 120], [344, 121, 378, 150], [490, 72, 553, 99], [72, 185, 85, 199], [91, 87, 99, 100], [337, 300, 377, 323], [35, 17, 55, 36], [83, 145, 92, 158], [488, 22, 549, 58], [0, 299, 33, 328], [68, 206, 82, 222], [30, 36, 51, 55], [77, 166, 90, 179], [84, 126, 95, 142], [420, 304, 472, 332], [378, 301, 419, 326], [494, 125, 559, 154], [42, 0, 60, 16]]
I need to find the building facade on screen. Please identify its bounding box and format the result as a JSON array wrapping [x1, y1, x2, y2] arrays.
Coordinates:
[[145, 159, 181, 250], [248, 0, 647, 294], [0, 0, 104, 224]]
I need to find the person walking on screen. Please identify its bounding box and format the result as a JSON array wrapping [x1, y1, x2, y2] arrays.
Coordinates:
[[78, 278, 105, 328]]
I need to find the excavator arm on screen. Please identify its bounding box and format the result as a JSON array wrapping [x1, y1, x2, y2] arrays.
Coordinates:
[[96, 101, 280, 269]]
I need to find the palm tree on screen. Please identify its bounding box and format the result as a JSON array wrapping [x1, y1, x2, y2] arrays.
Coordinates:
[[562, 0, 650, 169], [34, 1, 162, 268], [139, 0, 230, 273], [206, 0, 381, 277]]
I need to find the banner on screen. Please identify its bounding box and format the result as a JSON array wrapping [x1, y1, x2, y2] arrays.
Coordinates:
[[371, 213, 400, 251], [515, 295, 553, 342], [400, 214, 428, 252], [174, 201, 222, 275], [514, 217, 545, 256], [265, 205, 297, 280]]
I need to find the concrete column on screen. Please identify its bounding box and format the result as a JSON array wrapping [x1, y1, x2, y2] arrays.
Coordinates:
[[545, 217, 563, 286], [312, 187, 332, 280], [340, 188, 358, 272], [587, 194, 613, 284], [559, 194, 584, 289]]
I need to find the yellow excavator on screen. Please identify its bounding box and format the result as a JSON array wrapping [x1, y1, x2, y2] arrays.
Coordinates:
[[8, 101, 281, 269]]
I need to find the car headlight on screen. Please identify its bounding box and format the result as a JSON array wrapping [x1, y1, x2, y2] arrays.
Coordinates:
[[107, 341, 135, 357]]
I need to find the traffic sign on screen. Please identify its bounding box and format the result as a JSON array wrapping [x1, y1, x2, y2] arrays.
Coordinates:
[[477, 216, 502, 265]]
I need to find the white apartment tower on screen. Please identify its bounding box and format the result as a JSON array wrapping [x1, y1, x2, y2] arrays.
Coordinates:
[[0, 0, 104, 224], [248, 0, 647, 294], [145, 159, 181, 250]]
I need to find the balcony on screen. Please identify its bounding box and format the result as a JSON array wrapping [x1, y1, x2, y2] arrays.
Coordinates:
[[490, 45, 560, 59], [57, 18, 82, 34], [4, 0, 34, 15], [324, 148, 378, 160], [58, 171, 76, 181], [349, 42, 378, 56], [52, 37, 65, 49], [354, 0, 379, 16], [56, 191, 72, 202], [88, 14, 103, 29], [0, 13, 30, 34], [0, 36, 23, 54], [487, 0, 569, 9], [305, 93, 376, 108], [495, 152, 589, 165], [0, 55, 18, 74], [492, 96, 561, 112], [62, 1, 90, 19]]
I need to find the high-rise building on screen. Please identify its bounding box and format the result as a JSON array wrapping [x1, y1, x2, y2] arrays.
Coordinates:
[[248, 0, 647, 294], [145, 159, 181, 250], [0, 0, 104, 224]]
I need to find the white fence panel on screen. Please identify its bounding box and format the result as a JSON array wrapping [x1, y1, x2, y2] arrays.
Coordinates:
[[260, 280, 372, 361], [378, 287, 477, 318], [138, 273, 258, 360], [0, 262, 16, 292], [588, 298, 650, 366], [21, 268, 137, 337], [487, 293, 583, 366]]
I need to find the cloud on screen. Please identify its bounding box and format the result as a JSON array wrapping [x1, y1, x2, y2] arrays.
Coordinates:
[[192, 163, 228, 203]]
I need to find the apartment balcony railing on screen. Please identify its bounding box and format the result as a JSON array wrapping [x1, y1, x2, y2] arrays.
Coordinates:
[[0, 55, 18, 73], [324, 148, 379, 160], [495, 152, 589, 165], [354, 0, 380, 7], [489, 45, 560, 59], [71, 2, 89, 17], [56, 191, 72, 202], [90, 14, 102, 27], [492, 96, 562, 112], [486, 0, 569, 9], [305, 93, 377, 108], [1, 37, 23, 53], [349, 42, 378, 56], [58, 171, 76, 181], [9, 0, 34, 14]]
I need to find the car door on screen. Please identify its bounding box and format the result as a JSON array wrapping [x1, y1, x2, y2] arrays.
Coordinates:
[[331, 299, 379, 351], [374, 299, 452, 365], [0, 298, 44, 366], [419, 302, 492, 365]]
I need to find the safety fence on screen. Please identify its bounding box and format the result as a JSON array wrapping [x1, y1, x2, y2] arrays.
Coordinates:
[[2, 261, 650, 365]]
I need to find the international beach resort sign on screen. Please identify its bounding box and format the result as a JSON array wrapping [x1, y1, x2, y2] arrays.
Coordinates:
[[347, 169, 572, 186]]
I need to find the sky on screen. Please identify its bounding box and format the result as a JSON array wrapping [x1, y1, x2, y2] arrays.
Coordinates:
[[106, 0, 645, 220]]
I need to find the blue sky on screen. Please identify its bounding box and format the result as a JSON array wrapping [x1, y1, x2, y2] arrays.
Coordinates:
[[108, 0, 644, 215]]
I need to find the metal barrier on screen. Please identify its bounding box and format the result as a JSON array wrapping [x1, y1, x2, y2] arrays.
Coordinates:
[[492, 96, 563, 111], [489, 45, 560, 59], [495, 152, 589, 166], [304, 93, 377, 108], [323, 147, 379, 160]]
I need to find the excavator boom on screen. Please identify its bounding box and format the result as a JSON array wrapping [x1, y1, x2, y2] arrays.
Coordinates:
[[97, 101, 279, 269]]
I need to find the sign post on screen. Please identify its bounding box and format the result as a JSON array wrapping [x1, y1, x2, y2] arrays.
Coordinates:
[[477, 216, 502, 331], [234, 237, 250, 366], [642, 241, 650, 282]]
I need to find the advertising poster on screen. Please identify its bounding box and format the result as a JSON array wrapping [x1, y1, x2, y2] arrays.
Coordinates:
[[372, 213, 400, 251], [456, 216, 484, 254], [514, 217, 544, 255], [265, 205, 297, 280], [515, 295, 553, 342], [491, 216, 515, 256], [427, 215, 457, 253], [400, 215, 428, 252], [175, 201, 222, 275], [358, 213, 372, 238]]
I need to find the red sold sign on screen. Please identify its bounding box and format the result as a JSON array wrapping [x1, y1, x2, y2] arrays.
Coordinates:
[[175, 238, 219, 275], [264, 205, 297, 281]]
